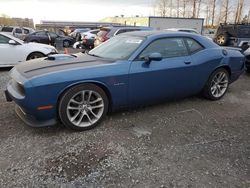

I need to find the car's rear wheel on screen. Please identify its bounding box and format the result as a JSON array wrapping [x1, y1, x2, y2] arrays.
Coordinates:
[[203, 68, 229, 100], [27, 52, 45, 60], [216, 33, 229, 46], [58, 84, 109, 131]]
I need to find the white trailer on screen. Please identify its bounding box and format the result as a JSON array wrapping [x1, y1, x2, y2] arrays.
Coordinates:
[[149, 17, 204, 34]]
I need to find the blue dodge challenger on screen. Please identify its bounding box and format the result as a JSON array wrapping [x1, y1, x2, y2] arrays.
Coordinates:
[[5, 31, 245, 131]]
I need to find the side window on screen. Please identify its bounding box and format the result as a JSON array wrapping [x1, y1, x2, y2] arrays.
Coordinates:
[[23, 29, 29, 34], [35, 31, 47, 37], [15, 28, 23, 34], [185, 38, 204, 54], [139, 38, 189, 59], [0, 35, 10, 44], [49, 32, 58, 38], [116, 29, 127, 35]]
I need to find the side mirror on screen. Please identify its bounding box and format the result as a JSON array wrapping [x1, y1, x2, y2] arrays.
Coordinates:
[[145, 52, 162, 63], [8, 40, 17, 45]]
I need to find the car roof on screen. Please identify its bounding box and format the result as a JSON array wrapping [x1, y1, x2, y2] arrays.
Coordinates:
[[121, 30, 219, 48]]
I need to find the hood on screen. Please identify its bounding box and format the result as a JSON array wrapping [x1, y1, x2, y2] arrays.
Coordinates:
[[24, 42, 56, 49], [15, 53, 114, 79]]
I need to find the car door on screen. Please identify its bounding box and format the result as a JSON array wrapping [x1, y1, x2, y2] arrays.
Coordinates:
[[48, 32, 59, 45], [128, 37, 199, 106], [0, 34, 25, 66], [35, 31, 49, 44]]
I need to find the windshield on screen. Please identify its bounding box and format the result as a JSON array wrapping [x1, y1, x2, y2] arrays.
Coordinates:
[[89, 36, 145, 60]]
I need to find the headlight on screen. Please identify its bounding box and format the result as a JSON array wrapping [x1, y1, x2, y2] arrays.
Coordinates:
[[50, 48, 58, 53], [12, 79, 25, 96], [45, 47, 58, 53]]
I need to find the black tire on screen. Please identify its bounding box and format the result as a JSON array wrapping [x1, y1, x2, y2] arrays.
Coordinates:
[[216, 33, 229, 46], [203, 68, 229, 100], [58, 84, 109, 131], [27, 52, 45, 60], [63, 40, 70, 48]]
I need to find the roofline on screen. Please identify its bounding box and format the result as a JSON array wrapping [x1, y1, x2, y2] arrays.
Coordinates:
[[148, 16, 204, 21]]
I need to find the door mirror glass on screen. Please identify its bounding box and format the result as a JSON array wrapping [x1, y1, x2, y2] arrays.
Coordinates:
[[8, 40, 17, 45]]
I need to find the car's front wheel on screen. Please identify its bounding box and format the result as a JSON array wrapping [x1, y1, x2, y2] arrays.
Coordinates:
[[58, 84, 109, 131], [203, 68, 229, 100], [27, 52, 45, 60]]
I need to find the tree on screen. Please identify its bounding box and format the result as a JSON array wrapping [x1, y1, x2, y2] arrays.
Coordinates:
[[211, 0, 217, 26], [182, 0, 188, 17], [196, 0, 202, 18], [155, 0, 168, 17], [235, 0, 245, 24], [192, 0, 197, 18]]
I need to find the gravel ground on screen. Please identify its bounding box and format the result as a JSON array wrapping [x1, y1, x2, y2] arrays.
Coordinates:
[[0, 68, 249, 188]]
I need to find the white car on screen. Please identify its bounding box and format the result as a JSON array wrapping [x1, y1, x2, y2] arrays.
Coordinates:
[[80, 29, 99, 39], [0, 32, 57, 67]]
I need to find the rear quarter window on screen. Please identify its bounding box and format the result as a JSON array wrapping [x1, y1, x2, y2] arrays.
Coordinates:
[[185, 38, 204, 54]]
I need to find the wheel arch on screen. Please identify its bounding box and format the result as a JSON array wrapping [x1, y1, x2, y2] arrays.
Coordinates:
[[26, 51, 46, 60], [217, 65, 231, 77], [57, 81, 113, 114]]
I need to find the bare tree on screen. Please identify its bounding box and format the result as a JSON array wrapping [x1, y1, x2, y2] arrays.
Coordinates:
[[170, 0, 173, 17], [235, 0, 245, 24], [248, 8, 250, 23], [182, 0, 188, 17], [177, 0, 180, 17], [155, 0, 168, 17], [224, 0, 229, 23], [196, 0, 202, 18], [192, 0, 197, 18], [211, 0, 217, 26]]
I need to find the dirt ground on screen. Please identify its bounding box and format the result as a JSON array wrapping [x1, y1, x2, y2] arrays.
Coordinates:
[[0, 69, 249, 188]]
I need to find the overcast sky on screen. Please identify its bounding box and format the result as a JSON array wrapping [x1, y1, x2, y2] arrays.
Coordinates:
[[1, 0, 250, 24], [0, 0, 154, 24]]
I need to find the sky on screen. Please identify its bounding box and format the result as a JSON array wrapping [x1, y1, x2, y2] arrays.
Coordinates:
[[0, 0, 154, 24]]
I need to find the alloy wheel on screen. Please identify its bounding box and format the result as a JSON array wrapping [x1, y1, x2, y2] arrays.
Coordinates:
[[210, 71, 229, 98], [66, 90, 104, 128]]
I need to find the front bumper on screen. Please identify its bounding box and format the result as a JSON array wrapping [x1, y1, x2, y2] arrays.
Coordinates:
[[5, 89, 12, 102], [15, 105, 57, 128]]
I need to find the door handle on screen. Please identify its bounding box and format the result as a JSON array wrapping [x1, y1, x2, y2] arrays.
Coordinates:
[[184, 61, 191, 65]]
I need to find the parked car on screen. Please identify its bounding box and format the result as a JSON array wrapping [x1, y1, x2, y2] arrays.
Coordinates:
[[5, 31, 245, 131], [73, 30, 99, 50], [214, 23, 250, 50], [81, 29, 99, 39], [165, 28, 200, 34], [244, 47, 250, 72], [165, 28, 213, 40], [69, 28, 90, 38], [94, 26, 153, 47], [0, 32, 57, 67], [1, 26, 34, 40], [24, 30, 75, 47]]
